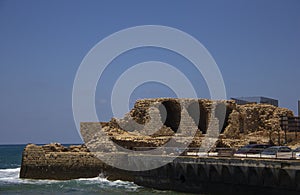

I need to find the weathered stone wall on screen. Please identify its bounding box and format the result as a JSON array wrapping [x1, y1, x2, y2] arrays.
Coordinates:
[[128, 98, 235, 134], [222, 103, 293, 146], [81, 98, 294, 150], [20, 143, 105, 180], [224, 103, 293, 135]]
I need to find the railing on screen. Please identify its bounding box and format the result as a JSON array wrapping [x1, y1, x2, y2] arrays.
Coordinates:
[[132, 147, 300, 160]]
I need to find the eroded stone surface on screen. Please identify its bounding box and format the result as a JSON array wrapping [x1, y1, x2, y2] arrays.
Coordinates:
[[81, 98, 294, 151]]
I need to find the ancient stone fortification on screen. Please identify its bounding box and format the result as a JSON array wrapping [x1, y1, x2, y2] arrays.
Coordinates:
[[81, 98, 294, 151], [20, 98, 299, 193]]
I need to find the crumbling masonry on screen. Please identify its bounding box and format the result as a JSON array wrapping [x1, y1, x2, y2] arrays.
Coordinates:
[[81, 98, 294, 151]]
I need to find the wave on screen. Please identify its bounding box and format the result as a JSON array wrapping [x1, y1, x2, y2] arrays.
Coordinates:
[[0, 167, 59, 184], [0, 167, 140, 191], [0, 167, 20, 182], [0, 168, 187, 194]]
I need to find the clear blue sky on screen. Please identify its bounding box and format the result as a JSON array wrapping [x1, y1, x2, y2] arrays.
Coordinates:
[[0, 0, 299, 144]]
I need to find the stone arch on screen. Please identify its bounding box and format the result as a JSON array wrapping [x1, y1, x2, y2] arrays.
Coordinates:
[[165, 163, 174, 178], [187, 101, 200, 127], [158, 100, 181, 132], [179, 174, 186, 183], [296, 170, 300, 190], [209, 165, 220, 182], [155, 166, 165, 179], [278, 169, 292, 188], [187, 101, 208, 134], [177, 163, 186, 172], [186, 164, 197, 179], [262, 168, 277, 187], [215, 102, 232, 133], [248, 167, 260, 186], [232, 166, 246, 184], [177, 164, 186, 184], [222, 166, 232, 183], [197, 164, 208, 181]]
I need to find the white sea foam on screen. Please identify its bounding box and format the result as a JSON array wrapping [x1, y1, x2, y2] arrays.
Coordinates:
[[0, 167, 61, 184], [0, 167, 140, 191], [77, 174, 140, 190], [0, 167, 20, 181]]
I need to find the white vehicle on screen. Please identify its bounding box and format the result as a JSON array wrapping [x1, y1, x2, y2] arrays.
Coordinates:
[[261, 146, 293, 159], [293, 147, 300, 159]]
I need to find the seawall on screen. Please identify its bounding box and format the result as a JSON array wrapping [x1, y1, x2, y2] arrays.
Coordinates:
[[134, 156, 300, 194], [20, 144, 300, 194]]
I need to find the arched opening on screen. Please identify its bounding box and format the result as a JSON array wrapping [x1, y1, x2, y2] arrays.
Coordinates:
[[179, 174, 186, 183], [278, 170, 292, 188], [263, 168, 276, 187], [186, 164, 197, 179], [197, 165, 208, 181], [215, 102, 232, 134], [209, 166, 220, 182], [158, 100, 181, 132], [187, 101, 208, 134], [295, 170, 300, 189], [165, 163, 174, 178], [248, 167, 260, 186], [232, 167, 246, 184], [222, 166, 232, 183], [177, 164, 186, 184]]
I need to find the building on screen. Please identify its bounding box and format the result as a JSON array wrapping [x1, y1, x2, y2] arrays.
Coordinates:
[[280, 116, 300, 135], [298, 100, 300, 116], [231, 96, 278, 107]]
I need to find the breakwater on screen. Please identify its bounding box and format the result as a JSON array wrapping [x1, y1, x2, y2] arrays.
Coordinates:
[[20, 144, 300, 194]]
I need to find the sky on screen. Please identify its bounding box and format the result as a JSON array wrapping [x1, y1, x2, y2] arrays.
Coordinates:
[[0, 0, 299, 144]]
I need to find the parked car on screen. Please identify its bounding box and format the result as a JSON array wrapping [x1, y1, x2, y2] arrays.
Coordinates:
[[261, 146, 293, 159], [293, 147, 300, 159], [293, 147, 300, 152], [235, 144, 271, 155]]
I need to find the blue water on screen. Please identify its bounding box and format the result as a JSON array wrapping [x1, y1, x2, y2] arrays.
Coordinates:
[[0, 145, 189, 194]]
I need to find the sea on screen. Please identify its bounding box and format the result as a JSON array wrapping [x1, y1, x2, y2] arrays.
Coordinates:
[[0, 144, 188, 195]]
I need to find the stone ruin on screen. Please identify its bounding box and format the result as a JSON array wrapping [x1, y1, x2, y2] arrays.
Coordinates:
[[81, 98, 294, 151]]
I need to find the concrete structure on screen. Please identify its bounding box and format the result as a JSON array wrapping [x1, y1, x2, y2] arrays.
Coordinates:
[[135, 156, 300, 194], [20, 144, 300, 193], [231, 96, 278, 106]]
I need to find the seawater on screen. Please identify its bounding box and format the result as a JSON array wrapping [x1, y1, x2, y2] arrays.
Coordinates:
[[0, 145, 189, 195]]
